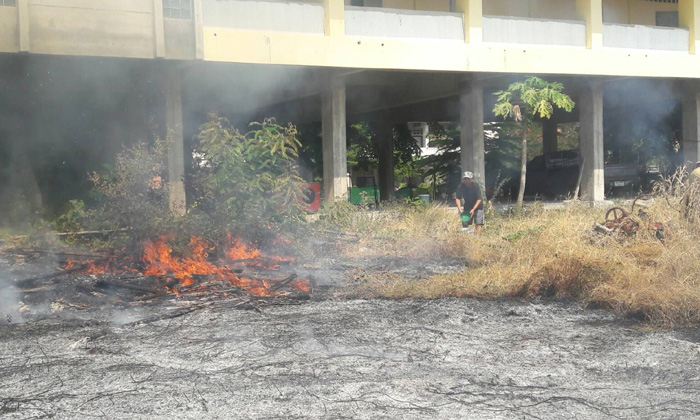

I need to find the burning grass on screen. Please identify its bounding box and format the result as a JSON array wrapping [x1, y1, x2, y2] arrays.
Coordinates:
[[340, 199, 700, 327], [60, 234, 309, 298]]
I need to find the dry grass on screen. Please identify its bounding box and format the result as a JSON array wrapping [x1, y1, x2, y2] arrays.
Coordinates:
[[338, 193, 700, 326]]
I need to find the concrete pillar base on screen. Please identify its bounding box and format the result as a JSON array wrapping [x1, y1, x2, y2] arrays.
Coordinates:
[[164, 65, 186, 216], [579, 81, 605, 202], [168, 181, 187, 216], [567, 199, 615, 209], [322, 83, 348, 202], [459, 79, 485, 186]]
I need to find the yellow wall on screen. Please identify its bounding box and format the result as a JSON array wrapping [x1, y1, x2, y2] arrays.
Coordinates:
[[0, 0, 202, 59], [27, 0, 156, 58], [0, 0, 695, 79], [0, 7, 19, 53], [483, 0, 676, 23], [530, 0, 579, 20], [603, 0, 627, 23], [483, 0, 529, 16], [348, 0, 450, 11], [603, 0, 678, 25], [381, 0, 412, 9], [628, 0, 678, 26], [416, 0, 450, 12], [203, 26, 700, 78]]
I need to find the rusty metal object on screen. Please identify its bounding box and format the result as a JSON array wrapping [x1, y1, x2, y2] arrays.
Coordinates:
[[595, 195, 665, 239], [604, 206, 639, 236]]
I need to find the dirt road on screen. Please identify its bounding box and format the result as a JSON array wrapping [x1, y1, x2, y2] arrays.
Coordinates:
[[2, 298, 699, 419]]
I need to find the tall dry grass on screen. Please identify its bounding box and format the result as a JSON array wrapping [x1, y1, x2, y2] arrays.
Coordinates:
[[339, 177, 700, 326]]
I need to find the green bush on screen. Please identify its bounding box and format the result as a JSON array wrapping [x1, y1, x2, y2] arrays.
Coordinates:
[[51, 199, 87, 232], [87, 138, 172, 246], [193, 116, 307, 244]]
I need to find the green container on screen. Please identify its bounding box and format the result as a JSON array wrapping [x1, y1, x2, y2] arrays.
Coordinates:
[[350, 186, 380, 205], [460, 214, 471, 223]]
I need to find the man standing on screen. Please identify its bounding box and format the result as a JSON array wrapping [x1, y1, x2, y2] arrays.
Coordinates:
[[456, 171, 484, 235]]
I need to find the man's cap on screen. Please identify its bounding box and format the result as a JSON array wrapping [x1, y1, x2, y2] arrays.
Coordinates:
[[462, 171, 474, 179]]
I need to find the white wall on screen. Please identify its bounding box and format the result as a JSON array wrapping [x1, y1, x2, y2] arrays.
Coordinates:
[[482, 16, 586, 46], [603, 24, 688, 51], [345, 6, 464, 40], [202, 0, 325, 33]]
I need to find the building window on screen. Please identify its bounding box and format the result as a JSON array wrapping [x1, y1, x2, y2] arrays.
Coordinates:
[[164, 0, 191, 19], [656, 11, 679, 27], [350, 0, 382, 7], [0, 0, 17, 6]]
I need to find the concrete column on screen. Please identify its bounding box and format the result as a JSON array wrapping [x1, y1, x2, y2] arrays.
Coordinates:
[[323, 0, 345, 36], [576, 0, 603, 49], [164, 66, 186, 216], [542, 119, 558, 155], [454, 0, 482, 43], [680, 0, 700, 54], [322, 84, 348, 202], [459, 80, 485, 186], [193, 0, 204, 59], [18, 0, 29, 52], [682, 81, 700, 166], [579, 81, 605, 202], [153, 0, 166, 58], [376, 124, 395, 202]]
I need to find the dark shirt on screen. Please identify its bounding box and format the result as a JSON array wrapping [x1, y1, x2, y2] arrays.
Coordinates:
[[456, 182, 483, 212]]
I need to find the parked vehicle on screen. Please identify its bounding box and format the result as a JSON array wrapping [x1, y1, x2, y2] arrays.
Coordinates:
[[503, 150, 642, 199], [604, 163, 642, 193]]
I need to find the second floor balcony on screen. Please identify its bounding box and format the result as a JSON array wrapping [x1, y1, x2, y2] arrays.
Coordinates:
[[1, 0, 699, 78], [199, 0, 693, 53]]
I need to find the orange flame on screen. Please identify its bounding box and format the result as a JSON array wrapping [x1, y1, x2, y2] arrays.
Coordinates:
[[142, 236, 218, 287], [63, 233, 310, 298], [225, 232, 260, 261]]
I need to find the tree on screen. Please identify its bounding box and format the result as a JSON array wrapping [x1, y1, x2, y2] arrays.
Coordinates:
[[346, 122, 422, 185], [194, 116, 307, 242], [493, 76, 575, 212]]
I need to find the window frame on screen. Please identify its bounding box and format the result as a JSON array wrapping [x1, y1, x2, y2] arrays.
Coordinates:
[[163, 0, 192, 20]]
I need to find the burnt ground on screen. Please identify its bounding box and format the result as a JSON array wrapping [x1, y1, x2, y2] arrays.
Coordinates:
[[2, 237, 700, 419]]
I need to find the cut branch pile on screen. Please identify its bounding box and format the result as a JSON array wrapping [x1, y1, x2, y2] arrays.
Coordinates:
[[3, 235, 312, 320]]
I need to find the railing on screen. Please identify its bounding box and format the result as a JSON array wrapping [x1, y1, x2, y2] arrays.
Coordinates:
[[344, 6, 464, 41], [482, 15, 586, 47], [200, 0, 324, 34], [196, 0, 699, 54], [603, 23, 689, 51]]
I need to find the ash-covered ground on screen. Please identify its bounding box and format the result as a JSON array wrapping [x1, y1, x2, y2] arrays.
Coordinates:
[[2, 299, 700, 419], [2, 237, 700, 419]]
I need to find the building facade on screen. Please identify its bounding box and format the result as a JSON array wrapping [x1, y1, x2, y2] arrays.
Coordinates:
[[1, 0, 700, 206]]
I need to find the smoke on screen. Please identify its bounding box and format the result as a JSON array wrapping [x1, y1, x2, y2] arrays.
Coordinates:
[[603, 79, 681, 168], [0, 271, 21, 325], [0, 54, 327, 228]]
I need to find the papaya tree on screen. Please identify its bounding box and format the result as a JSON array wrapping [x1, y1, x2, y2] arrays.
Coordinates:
[[493, 76, 575, 212]]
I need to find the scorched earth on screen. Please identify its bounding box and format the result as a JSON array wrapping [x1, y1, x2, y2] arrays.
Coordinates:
[[2, 298, 700, 419], [1, 235, 700, 419]]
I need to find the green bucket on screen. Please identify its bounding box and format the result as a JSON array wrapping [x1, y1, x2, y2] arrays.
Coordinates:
[[460, 214, 471, 223]]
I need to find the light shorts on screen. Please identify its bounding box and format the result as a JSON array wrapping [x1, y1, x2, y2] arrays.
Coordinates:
[[473, 209, 485, 226], [462, 209, 485, 227]]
